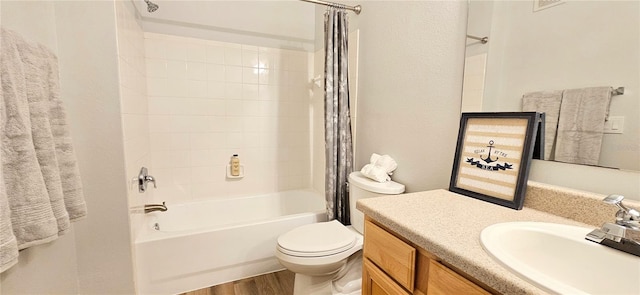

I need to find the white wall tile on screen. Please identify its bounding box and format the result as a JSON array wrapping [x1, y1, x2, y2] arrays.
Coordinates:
[[206, 45, 225, 64], [147, 78, 168, 97], [242, 84, 259, 100], [224, 83, 242, 100], [186, 44, 206, 62], [165, 42, 186, 61], [242, 49, 259, 68], [145, 38, 165, 59], [187, 80, 208, 98], [145, 33, 313, 204], [166, 79, 188, 97], [207, 81, 226, 99], [146, 58, 167, 78], [206, 64, 225, 81], [166, 60, 186, 79], [225, 66, 243, 83], [242, 68, 259, 84], [187, 62, 207, 81], [224, 47, 242, 66]]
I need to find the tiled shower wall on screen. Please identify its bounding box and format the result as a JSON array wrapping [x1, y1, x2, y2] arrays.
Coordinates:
[[144, 33, 312, 203]]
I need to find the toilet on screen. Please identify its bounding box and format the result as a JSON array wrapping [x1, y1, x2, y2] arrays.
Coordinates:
[[276, 171, 405, 295]]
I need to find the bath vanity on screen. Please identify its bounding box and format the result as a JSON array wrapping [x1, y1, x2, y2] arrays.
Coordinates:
[[362, 218, 491, 295], [357, 182, 640, 295]]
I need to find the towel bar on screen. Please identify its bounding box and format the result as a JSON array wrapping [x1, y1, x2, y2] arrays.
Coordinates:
[[612, 87, 624, 96]]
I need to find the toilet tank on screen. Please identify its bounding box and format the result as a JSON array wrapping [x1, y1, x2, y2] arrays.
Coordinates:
[[348, 171, 405, 234]]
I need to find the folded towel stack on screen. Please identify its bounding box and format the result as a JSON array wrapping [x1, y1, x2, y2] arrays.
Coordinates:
[[360, 153, 398, 182]]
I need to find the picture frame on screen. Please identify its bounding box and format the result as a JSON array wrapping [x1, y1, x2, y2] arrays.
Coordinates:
[[533, 0, 565, 12], [449, 112, 543, 210]]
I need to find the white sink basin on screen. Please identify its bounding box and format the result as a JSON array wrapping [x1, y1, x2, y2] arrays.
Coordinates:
[[481, 222, 640, 295]]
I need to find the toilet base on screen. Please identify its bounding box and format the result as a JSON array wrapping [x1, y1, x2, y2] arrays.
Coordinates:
[[292, 251, 362, 295]]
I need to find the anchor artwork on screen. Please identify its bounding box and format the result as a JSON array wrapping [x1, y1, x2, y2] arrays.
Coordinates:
[[466, 140, 514, 171], [449, 112, 543, 210]]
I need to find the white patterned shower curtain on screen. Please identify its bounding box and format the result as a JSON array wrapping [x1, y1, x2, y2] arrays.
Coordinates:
[[324, 8, 353, 225]]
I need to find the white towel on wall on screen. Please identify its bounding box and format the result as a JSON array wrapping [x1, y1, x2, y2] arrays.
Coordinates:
[[522, 90, 563, 160], [0, 96, 18, 274], [0, 28, 86, 273], [554, 87, 612, 166], [1, 28, 60, 250], [18, 34, 72, 233]]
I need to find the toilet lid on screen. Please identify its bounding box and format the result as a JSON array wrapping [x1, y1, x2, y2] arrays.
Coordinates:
[[277, 220, 357, 257]]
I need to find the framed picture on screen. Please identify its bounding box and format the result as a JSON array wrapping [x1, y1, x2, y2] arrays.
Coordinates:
[[533, 0, 565, 12], [449, 112, 543, 210]]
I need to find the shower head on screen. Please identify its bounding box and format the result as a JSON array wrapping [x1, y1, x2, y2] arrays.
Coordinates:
[[144, 0, 159, 13]]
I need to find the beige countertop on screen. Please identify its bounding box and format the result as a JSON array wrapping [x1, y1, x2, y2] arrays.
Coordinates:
[[356, 189, 596, 295]]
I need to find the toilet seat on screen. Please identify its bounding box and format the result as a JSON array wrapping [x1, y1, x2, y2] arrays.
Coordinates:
[[277, 220, 357, 257]]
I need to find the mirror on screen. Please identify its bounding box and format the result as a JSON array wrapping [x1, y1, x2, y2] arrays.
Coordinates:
[[463, 0, 639, 171]]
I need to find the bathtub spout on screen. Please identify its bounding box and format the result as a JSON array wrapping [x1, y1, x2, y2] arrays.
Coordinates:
[[144, 202, 167, 214]]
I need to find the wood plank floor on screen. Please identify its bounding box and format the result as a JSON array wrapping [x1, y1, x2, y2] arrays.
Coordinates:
[[181, 270, 295, 295]]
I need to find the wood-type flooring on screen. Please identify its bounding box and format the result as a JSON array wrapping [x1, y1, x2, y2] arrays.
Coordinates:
[[181, 270, 294, 295]]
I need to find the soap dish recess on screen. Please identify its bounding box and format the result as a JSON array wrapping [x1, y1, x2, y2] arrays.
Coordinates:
[[226, 165, 244, 179]]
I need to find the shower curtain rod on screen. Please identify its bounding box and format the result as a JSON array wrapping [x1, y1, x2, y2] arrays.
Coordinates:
[[299, 0, 361, 14], [467, 34, 488, 44]]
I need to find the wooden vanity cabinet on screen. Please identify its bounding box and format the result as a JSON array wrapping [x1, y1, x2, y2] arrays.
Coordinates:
[[362, 217, 494, 295]]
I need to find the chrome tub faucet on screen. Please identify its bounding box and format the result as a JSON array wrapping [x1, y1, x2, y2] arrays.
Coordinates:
[[144, 202, 167, 214], [586, 194, 640, 257], [138, 167, 157, 193]]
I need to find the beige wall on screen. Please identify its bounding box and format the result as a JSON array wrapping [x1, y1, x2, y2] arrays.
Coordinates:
[[54, 1, 135, 293], [318, 1, 468, 192], [1, 1, 136, 294], [481, 1, 639, 171]]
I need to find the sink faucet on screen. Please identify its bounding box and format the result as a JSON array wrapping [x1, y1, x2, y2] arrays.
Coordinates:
[[586, 194, 640, 257], [144, 202, 167, 214]]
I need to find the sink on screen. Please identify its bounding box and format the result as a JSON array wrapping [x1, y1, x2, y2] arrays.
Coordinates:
[[481, 222, 640, 295]]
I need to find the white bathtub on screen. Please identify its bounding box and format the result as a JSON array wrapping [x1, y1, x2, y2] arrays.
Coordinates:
[[134, 190, 326, 295]]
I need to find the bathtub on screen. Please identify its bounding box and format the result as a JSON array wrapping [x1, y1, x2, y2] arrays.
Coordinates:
[[134, 190, 326, 295]]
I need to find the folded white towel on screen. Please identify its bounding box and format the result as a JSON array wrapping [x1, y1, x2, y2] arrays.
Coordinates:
[[369, 153, 398, 174], [360, 164, 391, 183]]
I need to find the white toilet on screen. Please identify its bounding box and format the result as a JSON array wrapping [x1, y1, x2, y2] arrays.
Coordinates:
[[276, 171, 405, 295]]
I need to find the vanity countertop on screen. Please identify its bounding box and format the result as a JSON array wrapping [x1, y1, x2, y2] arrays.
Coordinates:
[[356, 189, 594, 295]]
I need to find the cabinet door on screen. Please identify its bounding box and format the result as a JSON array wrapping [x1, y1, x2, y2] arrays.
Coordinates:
[[363, 259, 411, 295], [364, 220, 416, 290], [426, 260, 491, 295]]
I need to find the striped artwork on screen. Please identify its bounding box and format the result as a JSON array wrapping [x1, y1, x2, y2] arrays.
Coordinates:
[[455, 117, 529, 201]]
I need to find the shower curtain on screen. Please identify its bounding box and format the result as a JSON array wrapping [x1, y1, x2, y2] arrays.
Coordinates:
[[324, 8, 353, 225]]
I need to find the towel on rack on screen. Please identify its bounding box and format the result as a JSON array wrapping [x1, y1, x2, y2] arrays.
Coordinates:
[[34, 36, 86, 222], [0, 131, 18, 273], [0, 28, 86, 273], [18, 33, 73, 233], [554, 86, 612, 166], [1, 28, 60, 250], [522, 90, 562, 160]]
